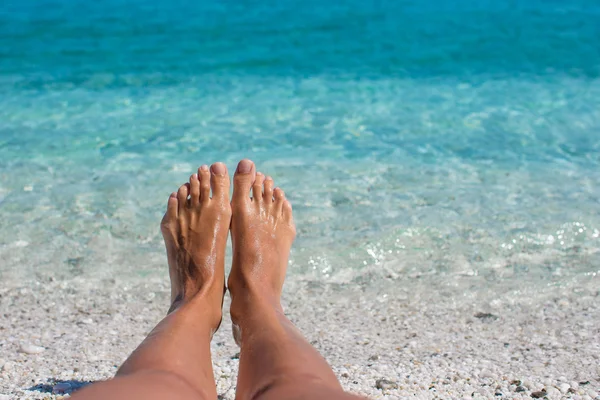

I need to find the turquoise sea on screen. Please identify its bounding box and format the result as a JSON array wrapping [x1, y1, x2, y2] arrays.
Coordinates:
[[1, 0, 599, 295]]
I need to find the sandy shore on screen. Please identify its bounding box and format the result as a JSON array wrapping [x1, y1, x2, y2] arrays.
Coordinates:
[[0, 273, 598, 400]]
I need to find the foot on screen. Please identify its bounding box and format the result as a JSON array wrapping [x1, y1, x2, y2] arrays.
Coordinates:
[[160, 163, 231, 329], [228, 159, 296, 336]]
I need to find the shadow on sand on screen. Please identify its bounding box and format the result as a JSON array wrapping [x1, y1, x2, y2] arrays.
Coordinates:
[[28, 379, 94, 396]]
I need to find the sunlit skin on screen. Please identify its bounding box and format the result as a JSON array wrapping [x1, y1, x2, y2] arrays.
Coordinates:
[[71, 159, 365, 400]]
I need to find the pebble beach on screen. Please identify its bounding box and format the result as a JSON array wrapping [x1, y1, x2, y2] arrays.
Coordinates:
[[1, 266, 598, 399]]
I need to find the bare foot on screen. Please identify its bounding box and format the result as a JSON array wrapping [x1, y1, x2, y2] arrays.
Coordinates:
[[160, 163, 231, 329], [228, 159, 296, 339]]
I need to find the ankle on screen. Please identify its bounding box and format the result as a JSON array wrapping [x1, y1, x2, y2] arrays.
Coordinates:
[[169, 289, 224, 330], [229, 285, 283, 327]]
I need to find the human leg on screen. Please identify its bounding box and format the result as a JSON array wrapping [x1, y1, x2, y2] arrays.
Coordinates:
[[72, 163, 231, 400], [228, 159, 364, 400]]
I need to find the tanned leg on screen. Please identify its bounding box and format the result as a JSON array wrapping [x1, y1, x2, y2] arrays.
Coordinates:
[[71, 163, 231, 400], [228, 159, 364, 400]]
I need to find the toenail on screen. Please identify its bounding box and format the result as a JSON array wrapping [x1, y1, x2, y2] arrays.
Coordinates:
[[211, 163, 226, 176], [200, 165, 209, 171], [170, 192, 177, 198], [237, 160, 253, 174]]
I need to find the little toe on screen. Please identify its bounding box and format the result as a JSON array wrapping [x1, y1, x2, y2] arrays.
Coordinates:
[[177, 183, 190, 213], [232, 159, 256, 203], [210, 162, 230, 201], [166, 192, 179, 220], [273, 187, 285, 215], [198, 165, 211, 203], [189, 173, 200, 207], [263, 176, 274, 202], [253, 172, 265, 202], [283, 199, 294, 225]]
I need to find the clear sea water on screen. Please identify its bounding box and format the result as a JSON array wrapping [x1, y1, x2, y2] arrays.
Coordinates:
[[1, 0, 599, 296]]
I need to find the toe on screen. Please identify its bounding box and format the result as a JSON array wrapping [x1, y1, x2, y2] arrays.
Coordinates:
[[283, 199, 296, 236], [210, 162, 230, 201], [273, 187, 285, 215], [166, 192, 179, 220], [283, 199, 294, 223], [263, 176, 274, 201], [189, 173, 200, 207], [232, 159, 256, 203], [198, 165, 211, 203], [177, 183, 190, 213], [253, 172, 265, 202]]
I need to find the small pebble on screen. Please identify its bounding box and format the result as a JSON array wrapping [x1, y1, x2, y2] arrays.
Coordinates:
[[52, 382, 72, 394], [474, 312, 499, 320], [516, 386, 527, 392], [523, 380, 535, 390], [0, 394, 9, 400], [559, 383, 570, 394], [531, 390, 547, 398], [546, 387, 560, 396], [376, 379, 399, 390], [19, 344, 45, 354]]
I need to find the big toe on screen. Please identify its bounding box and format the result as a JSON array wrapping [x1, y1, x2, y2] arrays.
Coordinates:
[[210, 162, 230, 201], [233, 159, 256, 203]]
